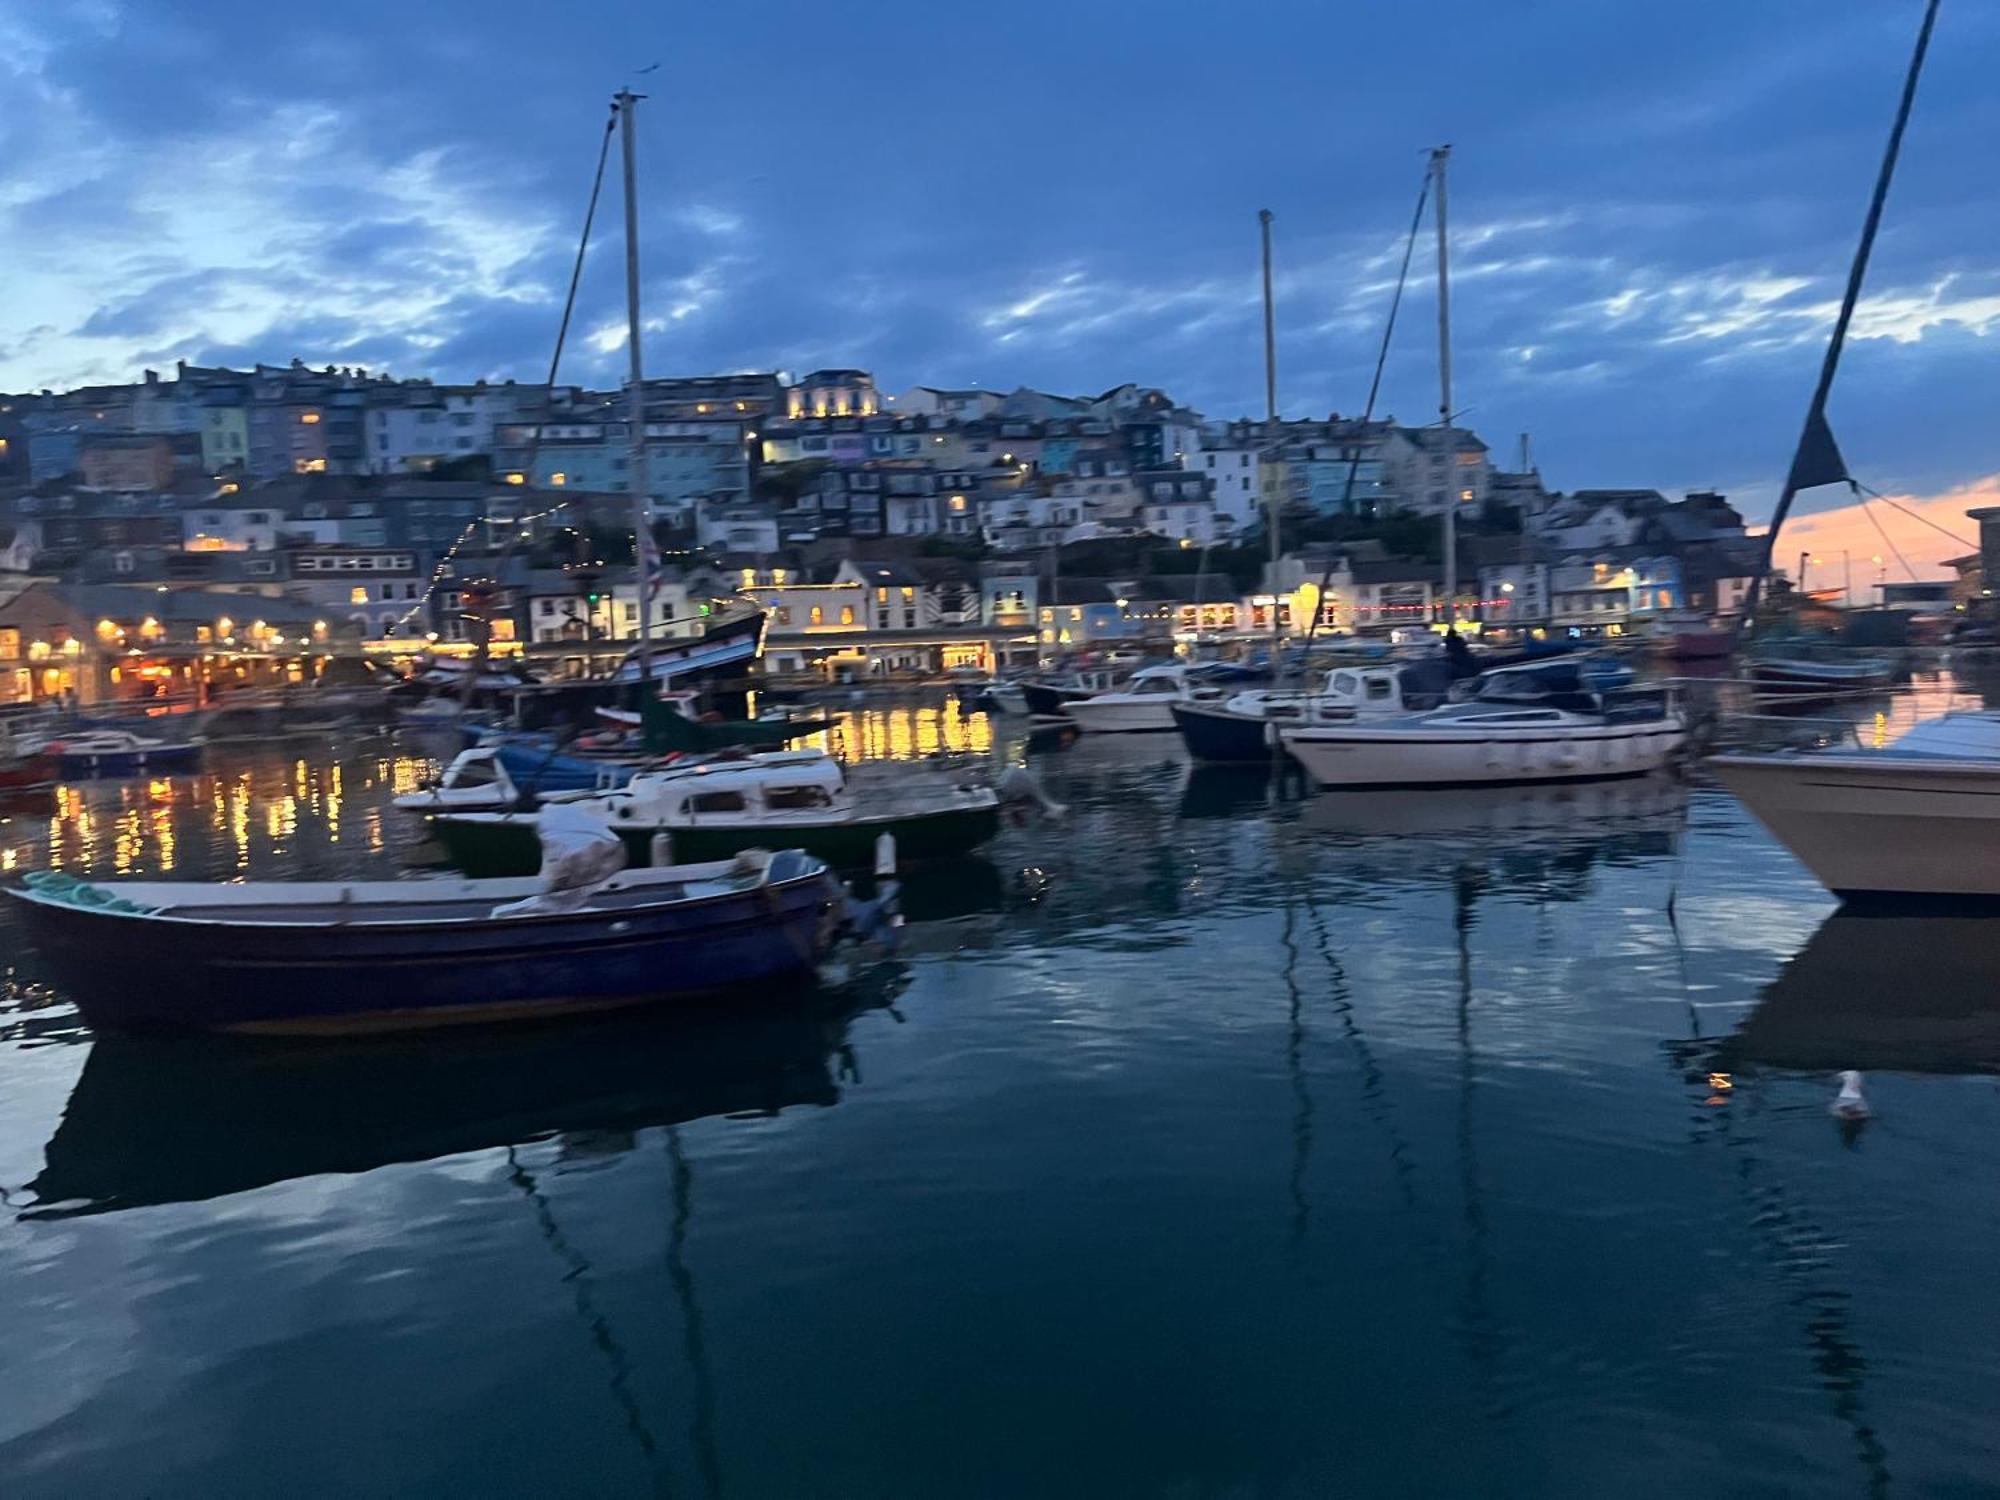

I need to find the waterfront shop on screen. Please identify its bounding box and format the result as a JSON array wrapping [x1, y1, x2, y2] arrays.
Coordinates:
[[0, 581, 339, 707]]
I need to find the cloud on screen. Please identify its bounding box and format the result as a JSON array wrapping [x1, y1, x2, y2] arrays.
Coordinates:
[[1, 0, 1997, 522]]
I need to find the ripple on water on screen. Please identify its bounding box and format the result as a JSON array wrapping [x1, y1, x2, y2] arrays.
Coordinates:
[[0, 705, 1997, 1496]]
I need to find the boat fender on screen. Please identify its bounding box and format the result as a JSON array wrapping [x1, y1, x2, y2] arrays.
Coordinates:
[[650, 831, 673, 868]]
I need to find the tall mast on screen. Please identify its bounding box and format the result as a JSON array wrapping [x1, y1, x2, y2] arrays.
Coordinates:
[[1260, 209, 1282, 661], [616, 88, 653, 682], [1432, 146, 1456, 630]]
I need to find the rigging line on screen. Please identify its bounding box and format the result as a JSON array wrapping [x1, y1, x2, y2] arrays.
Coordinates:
[[1850, 485, 1921, 584], [1853, 479, 1977, 551], [1297, 162, 1433, 665], [1739, 0, 1941, 633], [470, 101, 619, 583], [397, 105, 619, 632]]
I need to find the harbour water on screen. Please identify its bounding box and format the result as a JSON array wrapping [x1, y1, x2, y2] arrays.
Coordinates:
[[3, 685, 1999, 1496]]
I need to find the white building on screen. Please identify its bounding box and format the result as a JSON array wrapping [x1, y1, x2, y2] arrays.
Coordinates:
[[1140, 499, 1224, 545], [696, 503, 780, 555], [1476, 561, 1551, 628], [523, 579, 697, 645], [367, 397, 451, 473], [1188, 445, 1264, 531]]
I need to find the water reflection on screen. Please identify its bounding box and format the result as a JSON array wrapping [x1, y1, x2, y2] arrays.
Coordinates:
[[1718, 912, 2000, 1075], [0, 741, 442, 882], [6, 690, 1999, 1494], [27, 966, 909, 1218]]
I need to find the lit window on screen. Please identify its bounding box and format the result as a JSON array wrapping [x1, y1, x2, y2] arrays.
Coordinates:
[[349, 586, 369, 605], [839, 606, 855, 625], [300, 412, 321, 425], [504, 472, 525, 486], [550, 472, 566, 486], [809, 606, 824, 626]]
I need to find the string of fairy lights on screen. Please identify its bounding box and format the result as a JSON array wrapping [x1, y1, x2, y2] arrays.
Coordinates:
[[388, 497, 574, 636]]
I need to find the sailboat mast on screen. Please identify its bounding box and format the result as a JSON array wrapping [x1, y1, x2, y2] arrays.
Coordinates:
[[616, 88, 653, 683], [1737, 0, 1941, 634], [1260, 209, 1283, 665], [1432, 146, 1456, 630]]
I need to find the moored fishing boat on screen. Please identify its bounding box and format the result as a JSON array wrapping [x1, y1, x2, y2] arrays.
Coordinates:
[[1746, 654, 1895, 701], [1170, 664, 1440, 761], [432, 749, 1003, 877], [53, 730, 201, 777], [4, 848, 837, 1035], [1649, 612, 1734, 662], [1279, 659, 1685, 789]]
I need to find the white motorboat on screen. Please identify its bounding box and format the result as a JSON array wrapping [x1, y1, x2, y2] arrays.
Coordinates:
[[1170, 664, 1444, 761], [1710, 712, 2000, 902], [432, 748, 1003, 875], [1019, 667, 1128, 720], [393, 747, 531, 814], [1062, 664, 1206, 733], [1279, 659, 1686, 789]]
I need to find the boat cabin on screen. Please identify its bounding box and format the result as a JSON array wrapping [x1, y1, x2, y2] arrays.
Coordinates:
[[610, 750, 847, 824]]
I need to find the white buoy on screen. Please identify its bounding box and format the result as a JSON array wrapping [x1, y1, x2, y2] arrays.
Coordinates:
[[1831, 1070, 1871, 1120]]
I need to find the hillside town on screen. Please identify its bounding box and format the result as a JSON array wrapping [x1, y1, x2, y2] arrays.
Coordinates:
[[0, 356, 1863, 702]]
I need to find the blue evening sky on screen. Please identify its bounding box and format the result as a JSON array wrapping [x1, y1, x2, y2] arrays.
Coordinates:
[[1, 1, 1993, 545]]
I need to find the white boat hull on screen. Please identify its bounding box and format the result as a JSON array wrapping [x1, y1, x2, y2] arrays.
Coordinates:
[[1062, 698, 1184, 733], [1281, 716, 1686, 788], [1710, 753, 2000, 899]]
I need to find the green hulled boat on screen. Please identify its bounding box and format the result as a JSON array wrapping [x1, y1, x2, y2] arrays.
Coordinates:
[[431, 749, 1002, 878]]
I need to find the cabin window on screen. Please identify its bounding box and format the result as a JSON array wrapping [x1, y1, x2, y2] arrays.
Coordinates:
[[1365, 677, 1394, 701], [688, 791, 747, 814], [454, 761, 497, 787], [764, 785, 834, 811], [1332, 672, 1358, 696]]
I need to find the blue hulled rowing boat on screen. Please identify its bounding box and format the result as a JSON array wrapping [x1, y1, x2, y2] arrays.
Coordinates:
[[6, 851, 836, 1035]]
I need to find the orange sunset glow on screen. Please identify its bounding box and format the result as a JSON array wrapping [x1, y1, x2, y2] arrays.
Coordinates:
[[1752, 471, 1996, 597]]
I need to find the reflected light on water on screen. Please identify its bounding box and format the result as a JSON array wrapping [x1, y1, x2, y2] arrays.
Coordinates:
[[807, 702, 994, 763]]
